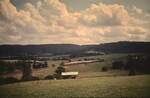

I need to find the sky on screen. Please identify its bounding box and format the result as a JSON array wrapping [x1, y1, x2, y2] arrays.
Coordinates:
[[0, 0, 150, 45]]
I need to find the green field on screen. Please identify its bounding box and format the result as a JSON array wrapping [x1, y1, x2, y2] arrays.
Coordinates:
[[0, 53, 149, 98], [0, 75, 150, 98], [2, 53, 131, 79]]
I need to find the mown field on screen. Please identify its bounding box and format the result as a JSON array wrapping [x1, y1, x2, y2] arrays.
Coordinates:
[[0, 75, 150, 98]]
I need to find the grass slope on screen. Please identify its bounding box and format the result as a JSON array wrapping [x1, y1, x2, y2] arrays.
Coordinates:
[[0, 75, 150, 98]]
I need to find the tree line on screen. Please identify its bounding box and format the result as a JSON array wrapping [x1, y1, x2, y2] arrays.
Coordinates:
[[112, 54, 150, 75]]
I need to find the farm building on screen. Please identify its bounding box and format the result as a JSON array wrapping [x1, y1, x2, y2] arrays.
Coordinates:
[[32, 61, 48, 68], [61, 72, 79, 79]]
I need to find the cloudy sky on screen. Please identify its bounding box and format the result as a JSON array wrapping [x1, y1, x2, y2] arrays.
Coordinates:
[[0, 0, 150, 45]]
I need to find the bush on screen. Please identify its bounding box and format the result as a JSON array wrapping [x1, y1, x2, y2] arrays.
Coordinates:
[[0, 61, 16, 74], [112, 61, 124, 70], [54, 73, 63, 79], [55, 66, 65, 75], [31, 76, 40, 81], [128, 69, 136, 76], [44, 61, 48, 67], [52, 64, 56, 67], [125, 55, 150, 74], [44, 75, 54, 80], [21, 76, 39, 81], [0, 60, 24, 74], [0, 77, 18, 85], [102, 66, 108, 72]]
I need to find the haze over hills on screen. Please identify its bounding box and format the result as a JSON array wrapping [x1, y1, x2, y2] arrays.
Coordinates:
[[0, 41, 150, 57]]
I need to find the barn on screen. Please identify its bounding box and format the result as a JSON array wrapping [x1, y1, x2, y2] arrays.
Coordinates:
[[61, 72, 79, 79]]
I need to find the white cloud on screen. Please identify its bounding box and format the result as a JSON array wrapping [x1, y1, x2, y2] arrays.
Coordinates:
[[79, 3, 133, 26], [0, 0, 149, 44]]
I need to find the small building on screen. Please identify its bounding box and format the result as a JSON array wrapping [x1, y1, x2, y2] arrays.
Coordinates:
[[61, 72, 79, 79], [33, 61, 48, 69]]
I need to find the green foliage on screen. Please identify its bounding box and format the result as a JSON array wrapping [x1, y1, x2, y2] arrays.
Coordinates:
[[44, 75, 54, 80], [110, 54, 150, 75], [54, 65, 65, 79], [101, 66, 108, 72], [0, 77, 18, 85], [44, 61, 48, 67], [112, 61, 124, 69], [0, 61, 19, 74], [21, 60, 32, 81], [55, 66, 65, 75]]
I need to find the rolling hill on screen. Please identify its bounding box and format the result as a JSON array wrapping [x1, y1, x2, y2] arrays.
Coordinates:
[[0, 41, 150, 57]]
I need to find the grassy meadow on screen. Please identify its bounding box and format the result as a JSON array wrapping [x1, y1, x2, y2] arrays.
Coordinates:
[[0, 53, 150, 98], [0, 75, 150, 98], [1, 53, 131, 79]]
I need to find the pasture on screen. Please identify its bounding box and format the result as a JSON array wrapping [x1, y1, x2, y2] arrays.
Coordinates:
[[1, 53, 131, 79], [0, 75, 149, 98], [0, 53, 149, 98]]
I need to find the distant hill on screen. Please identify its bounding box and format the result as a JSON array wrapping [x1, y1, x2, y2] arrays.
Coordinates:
[[0, 44, 84, 57], [0, 41, 150, 57], [90, 41, 150, 53]]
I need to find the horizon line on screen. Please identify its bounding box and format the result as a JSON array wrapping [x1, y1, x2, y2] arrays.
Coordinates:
[[0, 41, 150, 46]]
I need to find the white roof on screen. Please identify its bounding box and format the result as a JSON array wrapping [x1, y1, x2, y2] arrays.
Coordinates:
[[61, 72, 79, 76], [64, 60, 99, 65]]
